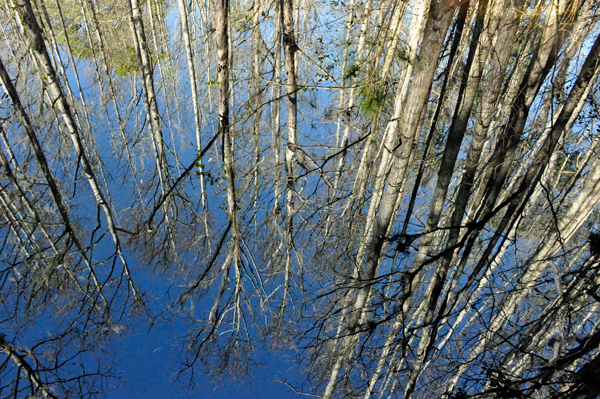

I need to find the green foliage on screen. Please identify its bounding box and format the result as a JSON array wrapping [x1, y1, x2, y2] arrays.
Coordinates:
[[114, 46, 140, 77], [341, 59, 386, 115], [195, 157, 221, 186], [42, 0, 155, 77], [343, 63, 361, 80], [359, 83, 385, 115]]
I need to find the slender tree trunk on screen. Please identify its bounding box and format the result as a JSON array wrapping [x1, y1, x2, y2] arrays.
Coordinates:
[[127, 0, 168, 193], [251, 0, 263, 234], [14, 0, 141, 302], [272, 0, 284, 218], [215, 0, 240, 278], [0, 58, 108, 308], [448, 26, 599, 391], [283, 0, 298, 215], [177, 0, 210, 238], [278, 0, 298, 321], [322, 2, 459, 397], [80, 0, 145, 208]]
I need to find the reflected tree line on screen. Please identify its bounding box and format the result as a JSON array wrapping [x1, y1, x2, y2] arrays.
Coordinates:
[[1, 0, 600, 397]]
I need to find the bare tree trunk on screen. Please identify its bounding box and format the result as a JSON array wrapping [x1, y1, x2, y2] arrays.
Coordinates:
[[251, 0, 263, 234], [322, 2, 459, 397], [79, 0, 146, 208], [278, 0, 298, 321], [272, 0, 284, 218], [177, 0, 210, 234], [283, 0, 298, 214], [215, 0, 241, 281], [448, 26, 599, 391], [0, 58, 108, 309], [127, 0, 168, 193], [401, 0, 475, 249], [14, 0, 141, 302]]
